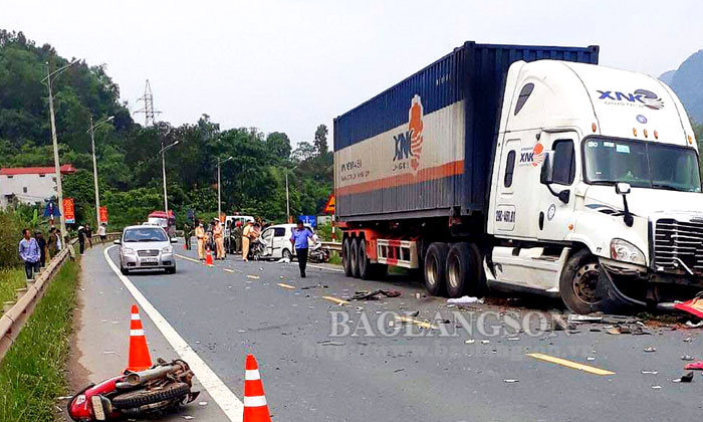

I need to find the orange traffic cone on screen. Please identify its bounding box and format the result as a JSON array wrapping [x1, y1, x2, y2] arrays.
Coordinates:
[[126, 304, 153, 372], [243, 354, 271, 422], [205, 248, 214, 266]]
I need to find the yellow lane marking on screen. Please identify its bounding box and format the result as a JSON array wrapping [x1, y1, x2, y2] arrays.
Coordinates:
[[277, 283, 295, 290], [394, 315, 438, 330], [527, 353, 615, 376], [223, 268, 235, 273], [247, 274, 260, 279], [322, 296, 349, 306], [175, 254, 201, 264]]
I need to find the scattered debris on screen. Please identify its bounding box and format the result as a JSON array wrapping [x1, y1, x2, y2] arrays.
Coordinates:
[[277, 257, 291, 263], [349, 289, 401, 301], [317, 340, 345, 346], [673, 372, 694, 383], [641, 370, 659, 375], [198, 401, 208, 406], [684, 361, 703, 370], [587, 357, 595, 361], [480, 340, 490, 345], [247, 274, 260, 279], [503, 379, 519, 383], [686, 320, 703, 328], [651, 385, 662, 390], [673, 297, 703, 319], [643, 347, 656, 353], [568, 314, 603, 324], [56, 396, 73, 401], [507, 337, 520, 341], [684, 337, 693, 343], [408, 310, 420, 317], [183, 416, 195, 420], [301, 283, 329, 290], [681, 355, 695, 361], [465, 339, 476, 345], [394, 368, 405, 373], [447, 296, 483, 305]]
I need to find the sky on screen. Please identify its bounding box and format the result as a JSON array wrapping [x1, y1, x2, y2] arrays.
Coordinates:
[[2, 0, 702, 146]]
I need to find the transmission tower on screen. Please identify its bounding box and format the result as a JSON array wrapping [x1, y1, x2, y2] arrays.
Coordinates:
[[135, 79, 161, 126]]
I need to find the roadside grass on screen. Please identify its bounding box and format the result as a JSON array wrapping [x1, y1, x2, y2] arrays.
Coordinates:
[[0, 259, 79, 422], [328, 251, 342, 265], [0, 268, 26, 306]]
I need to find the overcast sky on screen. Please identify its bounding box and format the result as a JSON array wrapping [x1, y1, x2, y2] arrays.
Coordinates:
[[3, 0, 702, 146]]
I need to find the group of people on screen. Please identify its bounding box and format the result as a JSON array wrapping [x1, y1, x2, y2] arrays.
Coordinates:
[[18, 227, 64, 280], [184, 218, 315, 278]]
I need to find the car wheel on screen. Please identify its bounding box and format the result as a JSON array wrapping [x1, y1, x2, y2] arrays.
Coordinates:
[[424, 242, 449, 296], [120, 265, 129, 275], [560, 249, 609, 314], [342, 238, 352, 277], [350, 238, 361, 278], [166, 266, 176, 274]]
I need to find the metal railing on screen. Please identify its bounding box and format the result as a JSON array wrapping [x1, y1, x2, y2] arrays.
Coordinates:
[[321, 241, 342, 252], [0, 232, 119, 362]]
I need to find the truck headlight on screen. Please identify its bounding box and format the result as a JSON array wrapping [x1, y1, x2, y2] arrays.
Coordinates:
[[610, 239, 645, 266], [161, 246, 173, 254]]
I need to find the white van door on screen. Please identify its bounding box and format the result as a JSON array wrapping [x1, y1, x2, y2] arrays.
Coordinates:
[[272, 226, 288, 258], [261, 228, 275, 257]]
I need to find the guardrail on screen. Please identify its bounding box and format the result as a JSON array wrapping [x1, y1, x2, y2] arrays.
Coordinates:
[[321, 241, 342, 252], [0, 232, 119, 363]]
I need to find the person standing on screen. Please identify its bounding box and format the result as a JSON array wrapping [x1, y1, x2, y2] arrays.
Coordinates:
[[47, 227, 59, 258], [233, 221, 243, 254], [19, 229, 40, 280], [35, 231, 47, 267], [183, 222, 192, 250], [97, 223, 107, 243], [195, 220, 206, 261], [242, 221, 253, 261], [77, 226, 86, 255], [85, 223, 93, 248], [213, 220, 225, 260], [290, 221, 315, 278]]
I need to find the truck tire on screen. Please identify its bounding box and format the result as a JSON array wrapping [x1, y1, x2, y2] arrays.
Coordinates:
[[342, 238, 352, 277], [424, 242, 449, 296], [358, 238, 373, 280], [446, 243, 483, 298], [111, 382, 191, 409], [350, 238, 361, 278], [560, 249, 608, 314]]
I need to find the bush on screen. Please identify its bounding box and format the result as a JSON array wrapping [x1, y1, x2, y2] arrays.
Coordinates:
[[0, 209, 26, 269]]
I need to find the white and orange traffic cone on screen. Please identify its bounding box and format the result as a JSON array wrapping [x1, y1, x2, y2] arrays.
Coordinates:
[[205, 248, 214, 266], [243, 354, 271, 422], [126, 304, 153, 372]]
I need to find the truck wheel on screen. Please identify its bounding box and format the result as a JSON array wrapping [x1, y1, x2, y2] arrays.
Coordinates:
[[358, 239, 374, 280], [424, 243, 448, 296], [342, 238, 352, 277], [560, 249, 607, 314], [446, 243, 480, 298], [350, 238, 361, 278]]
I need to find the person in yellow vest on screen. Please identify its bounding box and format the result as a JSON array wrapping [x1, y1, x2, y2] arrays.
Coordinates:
[[195, 220, 206, 261], [213, 220, 225, 260], [242, 220, 254, 261]]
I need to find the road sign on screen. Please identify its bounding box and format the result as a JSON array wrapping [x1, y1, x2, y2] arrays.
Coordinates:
[[299, 215, 317, 228], [323, 193, 335, 214], [99, 206, 108, 223], [63, 198, 75, 224]]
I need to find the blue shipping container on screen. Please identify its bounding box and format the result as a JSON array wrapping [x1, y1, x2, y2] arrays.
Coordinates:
[[333, 41, 599, 221]]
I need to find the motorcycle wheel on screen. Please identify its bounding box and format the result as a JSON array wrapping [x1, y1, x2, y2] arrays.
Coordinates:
[[111, 382, 191, 410]]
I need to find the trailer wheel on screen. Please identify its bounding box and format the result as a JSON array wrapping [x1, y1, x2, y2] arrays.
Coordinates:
[[560, 249, 608, 314], [358, 238, 373, 280], [424, 243, 448, 296], [350, 238, 361, 278], [342, 238, 352, 277]]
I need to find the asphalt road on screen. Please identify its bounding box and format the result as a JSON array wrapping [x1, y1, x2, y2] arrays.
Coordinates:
[[74, 239, 703, 421]]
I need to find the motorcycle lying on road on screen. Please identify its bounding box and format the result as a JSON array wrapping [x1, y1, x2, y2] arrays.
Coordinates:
[[68, 359, 200, 421], [308, 241, 330, 263]]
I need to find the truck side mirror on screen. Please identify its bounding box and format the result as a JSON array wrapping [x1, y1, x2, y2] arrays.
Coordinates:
[[615, 183, 631, 195], [540, 152, 554, 185]]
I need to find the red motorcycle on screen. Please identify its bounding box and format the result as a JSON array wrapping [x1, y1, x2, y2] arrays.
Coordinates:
[[68, 359, 200, 421]]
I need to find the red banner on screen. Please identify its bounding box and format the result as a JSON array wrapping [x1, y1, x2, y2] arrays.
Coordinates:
[[63, 198, 75, 224], [99, 206, 108, 223]]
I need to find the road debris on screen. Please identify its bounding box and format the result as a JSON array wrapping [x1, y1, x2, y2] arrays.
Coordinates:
[[684, 337, 693, 343], [394, 315, 438, 330], [567, 314, 603, 324], [684, 361, 703, 370], [503, 379, 519, 383], [641, 370, 659, 375], [686, 320, 703, 328], [318, 340, 345, 346], [348, 289, 401, 301], [681, 355, 695, 361], [643, 347, 656, 353], [446, 296, 483, 305], [277, 257, 291, 263], [247, 274, 260, 279], [673, 372, 694, 383], [301, 283, 329, 290], [465, 339, 476, 344], [673, 297, 703, 319], [651, 385, 662, 390]]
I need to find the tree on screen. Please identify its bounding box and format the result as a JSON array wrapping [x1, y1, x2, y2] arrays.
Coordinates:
[[266, 132, 292, 159], [292, 141, 316, 162], [314, 124, 328, 155]]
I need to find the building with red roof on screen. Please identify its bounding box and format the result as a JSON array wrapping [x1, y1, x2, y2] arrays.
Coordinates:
[[0, 164, 77, 207]]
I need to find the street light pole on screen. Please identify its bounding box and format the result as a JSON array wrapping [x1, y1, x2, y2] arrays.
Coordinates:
[[158, 140, 180, 215], [217, 156, 233, 219], [88, 115, 114, 228], [43, 59, 78, 236], [285, 164, 299, 223]]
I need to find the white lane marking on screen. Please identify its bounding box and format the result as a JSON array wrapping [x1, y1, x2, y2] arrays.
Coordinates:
[[103, 246, 243, 421]]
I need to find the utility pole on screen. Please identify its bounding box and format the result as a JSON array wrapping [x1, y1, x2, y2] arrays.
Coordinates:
[[159, 140, 180, 215], [88, 116, 114, 228], [285, 165, 299, 223], [43, 59, 78, 236], [217, 156, 233, 219], [136, 80, 160, 127]]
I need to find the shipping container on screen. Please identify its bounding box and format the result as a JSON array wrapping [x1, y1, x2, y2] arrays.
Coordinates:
[[333, 41, 599, 221]]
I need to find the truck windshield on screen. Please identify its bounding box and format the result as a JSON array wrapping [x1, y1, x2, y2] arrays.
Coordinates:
[[584, 138, 702, 193]]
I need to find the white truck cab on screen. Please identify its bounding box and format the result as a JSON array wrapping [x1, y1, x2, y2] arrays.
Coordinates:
[[486, 60, 703, 313]]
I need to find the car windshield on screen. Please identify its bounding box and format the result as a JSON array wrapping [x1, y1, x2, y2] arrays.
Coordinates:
[[584, 138, 702, 193], [123, 227, 169, 242]]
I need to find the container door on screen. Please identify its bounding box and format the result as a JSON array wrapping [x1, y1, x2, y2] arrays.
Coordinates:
[[538, 132, 579, 241]]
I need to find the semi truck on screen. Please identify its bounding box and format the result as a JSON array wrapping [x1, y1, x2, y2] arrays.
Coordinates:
[[333, 41, 703, 314]]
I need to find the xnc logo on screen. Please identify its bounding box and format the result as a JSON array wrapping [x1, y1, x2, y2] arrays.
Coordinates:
[[393, 95, 424, 172], [596, 89, 664, 110]]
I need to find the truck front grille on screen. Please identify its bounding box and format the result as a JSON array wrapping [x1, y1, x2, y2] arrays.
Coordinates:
[[654, 219, 703, 274]]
